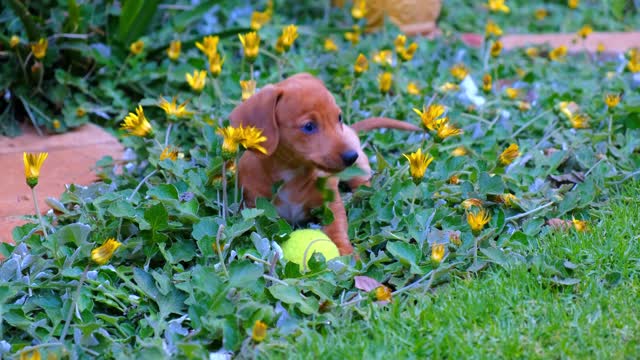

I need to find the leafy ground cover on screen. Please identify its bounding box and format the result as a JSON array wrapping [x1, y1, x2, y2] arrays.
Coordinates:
[[1, 0, 640, 359]]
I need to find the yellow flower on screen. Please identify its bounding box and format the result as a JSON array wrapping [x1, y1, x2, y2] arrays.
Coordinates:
[[605, 94, 620, 109], [351, 0, 367, 19], [505, 87, 519, 99], [240, 80, 256, 101], [196, 35, 219, 58], [186, 70, 207, 92], [452, 146, 467, 157], [276, 24, 298, 53], [378, 72, 393, 94], [434, 118, 462, 140], [239, 32, 260, 62], [375, 285, 392, 302], [482, 74, 492, 92], [91, 238, 122, 265], [167, 40, 181, 61], [121, 105, 152, 137], [324, 38, 338, 52], [485, 20, 503, 37], [487, 0, 510, 13], [240, 126, 268, 154], [403, 148, 434, 182], [158, 96, 192, 118], [498, 143, 520, 165], [502, 193, 517, 207], [345, 26, 361, 45], [130, 40, 144, 55], [23, 152, 48, 188], [209, 52, 224, 77], [76, 107, 86, 117], [467, 208, 491, 234], [413, 104, 445, 130], [627, 50, 640, 73], [373, 50, 393, 66], [10, 35, 20, 48], [18, 349, 41, 360], [596, 42, 605, 54], [354, 53, 369, 75], [569, 113, 589, 129], [462, 198, 483, 209], [558, 101, 578, 118], [549, 45, 567, 61], [431, 243, 445, 263], [252, 320, 268, 342], [449, 232, 462, 246], [398, 43, 418, 62], [406, 82, 420, 95], [53, 119, 61, 129], [518, 101, 531, 111], [577, 25, 593, 39], [450, 63, 469, 81], [534, 8, 548, 20], [449, 175, 460, 184], [394, 34, 406, 53], [490, 40, 502, 57], [572, 217, 588, 232], [250, 10, 271, 30], [31, 38, 48, 59], [217, 126, 242, 155], [160, 146, 179, 161], [525, 47, 539, 58], [439, 82, 459, 92], [568, 0, 579, 9]]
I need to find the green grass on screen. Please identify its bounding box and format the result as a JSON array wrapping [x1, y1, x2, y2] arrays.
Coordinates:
[[260, 182, 640, 359]]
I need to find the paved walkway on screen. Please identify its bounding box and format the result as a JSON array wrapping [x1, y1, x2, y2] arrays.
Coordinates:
[[0, 124, 123, 243]]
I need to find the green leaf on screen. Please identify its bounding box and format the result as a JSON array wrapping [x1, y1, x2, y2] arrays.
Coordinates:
[[268, 284, 317, 315], [51, 223, 91, 247], [192, 217, 219, 241], [147, 184, 179, 202], [117, 0, 161, 45], [133, 267, 186, 318], [549, 276, 580, 286], [144, 203, 169, 232], [228, 261, 264, 288], [478, 172, 504, 195], [480, 247, 510, 268], [386, 241, 420, 267]]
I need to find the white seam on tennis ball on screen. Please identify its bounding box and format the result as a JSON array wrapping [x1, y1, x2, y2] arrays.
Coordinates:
[[302, 238, 332, 272]]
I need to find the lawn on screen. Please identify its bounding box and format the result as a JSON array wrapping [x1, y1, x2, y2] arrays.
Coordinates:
[[1, 0, 640, 359], [260, 182, 640, 359]]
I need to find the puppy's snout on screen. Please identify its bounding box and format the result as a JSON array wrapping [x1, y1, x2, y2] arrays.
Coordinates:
[[341, 150, 359, 166]]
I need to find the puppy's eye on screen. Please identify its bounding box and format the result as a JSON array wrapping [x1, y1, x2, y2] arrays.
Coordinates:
[[301, 121, 318, 134], [338, 114, 343, 123]]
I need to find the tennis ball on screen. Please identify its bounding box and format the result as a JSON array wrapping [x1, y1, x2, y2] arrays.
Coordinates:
[[281, 229, 339, 271]]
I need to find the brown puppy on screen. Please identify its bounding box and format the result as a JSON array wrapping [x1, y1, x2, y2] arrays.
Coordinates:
[[230, 73, 419, 255]]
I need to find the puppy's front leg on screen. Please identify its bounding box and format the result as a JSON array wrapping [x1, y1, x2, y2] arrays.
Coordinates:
[[323, 179, 354, 255]]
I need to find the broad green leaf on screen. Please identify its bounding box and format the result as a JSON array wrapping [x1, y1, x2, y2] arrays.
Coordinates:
[[228, 261, 264, 288], [144, 203, 169, 232], [478, 172, 504, 195]]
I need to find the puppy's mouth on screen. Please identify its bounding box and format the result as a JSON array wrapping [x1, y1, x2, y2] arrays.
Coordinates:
[[313, 162, 345, 174]]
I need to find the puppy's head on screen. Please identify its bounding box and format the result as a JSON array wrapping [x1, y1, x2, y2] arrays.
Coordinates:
[[229, 73, 358, 172]]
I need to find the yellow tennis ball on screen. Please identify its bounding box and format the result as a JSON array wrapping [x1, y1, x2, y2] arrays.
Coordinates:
[[281, 229, 339, 271]]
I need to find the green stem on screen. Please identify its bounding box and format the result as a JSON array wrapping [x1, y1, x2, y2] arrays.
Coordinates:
[[234, 152, 241, 204], [221, 162, 228, 222], [608, 114, 613, 146], [345, 78, 357, 124], [31, 186, 49, 241], [59, 264, 89, 342], [216, 224, 228, 277], [128, 169, 157, 202]]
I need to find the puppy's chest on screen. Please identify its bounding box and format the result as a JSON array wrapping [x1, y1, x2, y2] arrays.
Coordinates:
[[274, 172, 325, 224]]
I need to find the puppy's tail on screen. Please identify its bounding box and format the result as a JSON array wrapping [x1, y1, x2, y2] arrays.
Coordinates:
[[351, 117, 421, 133]]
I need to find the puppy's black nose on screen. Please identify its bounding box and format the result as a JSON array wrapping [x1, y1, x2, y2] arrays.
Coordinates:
[[341, 150, 359, 166]]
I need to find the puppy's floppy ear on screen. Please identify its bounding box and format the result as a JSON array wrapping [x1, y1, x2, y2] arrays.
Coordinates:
[[229, 85, 283, 156]]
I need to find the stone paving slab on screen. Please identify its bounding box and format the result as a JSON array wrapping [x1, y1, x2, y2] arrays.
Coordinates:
[[0, 124, 123, 243]]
